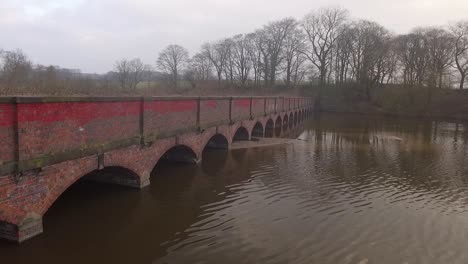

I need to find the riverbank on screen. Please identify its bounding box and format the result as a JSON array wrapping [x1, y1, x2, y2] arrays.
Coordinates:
[[307, 85, 468, 122]]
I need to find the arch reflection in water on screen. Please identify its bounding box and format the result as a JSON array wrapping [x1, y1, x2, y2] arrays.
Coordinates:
[[265, 119, 274, 138], [283, 114, 289, 132], [275, 116, 282, 137]]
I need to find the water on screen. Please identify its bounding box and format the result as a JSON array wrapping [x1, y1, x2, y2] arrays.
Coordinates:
[[2, 113, 468, 264]]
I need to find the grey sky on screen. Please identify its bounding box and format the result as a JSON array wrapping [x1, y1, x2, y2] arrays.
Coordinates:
[[2, 0, 468, 73]]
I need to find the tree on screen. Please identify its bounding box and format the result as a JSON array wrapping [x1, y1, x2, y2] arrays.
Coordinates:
[[202, 40, 230, 88], [450, 21, 468, 90], [334, 24, 353, 84], [425, 27, 454, 88], [302, 7, 349, 85], [283, 26, 306, 87], [157, 44, 189, 88], [245, 32, 264, 87], [395, 31, 429, 87], [346, 20, 392, 100], [259, 18, 298, 86], [254, 29, 271, 86], [231, 34, 252, 87], [0, 49, 32, 94], [189, 52, 212, 82], [223, 38, 235, 85], [114, 58, 151, 92]]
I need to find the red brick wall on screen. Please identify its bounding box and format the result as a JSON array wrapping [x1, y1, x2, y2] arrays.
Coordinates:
[[251, 98, 265, 118], [143, 99, 197, 139], [199, 98, 230, 127], [0, 104, 15, 165], [231, 98, 250, 121], [276, 98, 284, 113], [17, 101, 141, 161], [266, 98, 276, 114], [286, 98, 291, 111]]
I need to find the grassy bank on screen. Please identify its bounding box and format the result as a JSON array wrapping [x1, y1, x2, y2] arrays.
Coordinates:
[[1, 79, 305, 97], [304, 84, 468, 121]]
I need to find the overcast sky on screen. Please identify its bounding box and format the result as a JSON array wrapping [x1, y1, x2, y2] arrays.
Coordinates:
[[1, 0, 468, 73]]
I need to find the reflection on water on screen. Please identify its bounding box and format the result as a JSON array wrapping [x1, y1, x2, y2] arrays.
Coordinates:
[[1, 113, 468, 264]]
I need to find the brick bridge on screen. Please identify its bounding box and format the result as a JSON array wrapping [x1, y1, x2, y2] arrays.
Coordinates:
[[0, 96, 313, 242]]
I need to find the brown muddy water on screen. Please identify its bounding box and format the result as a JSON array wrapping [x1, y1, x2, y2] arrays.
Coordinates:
[[2, 113, 468, 264]]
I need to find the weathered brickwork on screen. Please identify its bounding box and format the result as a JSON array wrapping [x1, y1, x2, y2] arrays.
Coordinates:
[[0, 96, 313, 242], [199, 98, 230, 128], [251, 98, 265, 118], [265, 98, 276, 114], [143, 99, 198, 141], [231, 98, 251, 122], [0, 104, 16, 171], [18, 101, 141, 160]]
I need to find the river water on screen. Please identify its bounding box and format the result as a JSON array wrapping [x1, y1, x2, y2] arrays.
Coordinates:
[[2, 113, 468, 264]]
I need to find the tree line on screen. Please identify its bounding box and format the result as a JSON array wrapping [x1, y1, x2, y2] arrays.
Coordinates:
[[122, 7, 468, 96], [1, 7, 468, 97]]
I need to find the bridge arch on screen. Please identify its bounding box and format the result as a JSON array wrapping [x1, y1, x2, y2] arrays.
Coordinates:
[[233, 126, 250, 141], [275, 116, 282, 137], [251, 122, 264, 138], [265, 119, 274, 138], [40, 164, 142, 217], [157, 144, 199, 164], [204, 134, 229, 150], [0, 159, 145, 243], [294, 112, 298, 126]]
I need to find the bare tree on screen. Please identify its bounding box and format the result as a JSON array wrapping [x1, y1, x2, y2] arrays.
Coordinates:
[[245, 32, 264, 88], [334, 24, 353, 84], [189, 52, 212, 81], [302, 7, 349, 85], [346, 20, 393, 100], [450, 21, 468, 90], [0, 49, 32, 94], [283, 26, 307, 88], [157, 44, 189, 88], [259, 18, 298, 86], [223, 38, 235, 86], [395, 31, 430, 87], [254, 29, 271, 86], [202, 40, 230, 88], [425, 27, 454, 88], [115, 58, 151, 92], [381, 39, 399, 85], [231, 34, 252, 87]]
